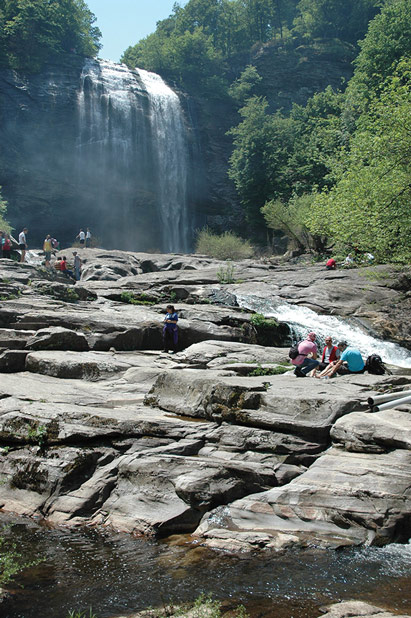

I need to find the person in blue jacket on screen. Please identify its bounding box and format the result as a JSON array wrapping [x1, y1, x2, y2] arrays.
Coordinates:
[[163, 305, 178, 354]]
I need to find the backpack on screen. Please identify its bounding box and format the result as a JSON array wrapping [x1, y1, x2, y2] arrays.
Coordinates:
[[288, 345, 299, 360], [365, 354, 386, 375]]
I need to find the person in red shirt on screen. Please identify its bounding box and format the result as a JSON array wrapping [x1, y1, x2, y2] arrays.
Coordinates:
[[326, 258, 336, 270], [316, 336, 340, 373], [2, 235, 11, 259]]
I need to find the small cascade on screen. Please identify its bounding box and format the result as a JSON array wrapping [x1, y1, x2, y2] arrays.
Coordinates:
[[136, 68, 189, 254], [76, 59, 190, 252], [236, 294, 411, 368]]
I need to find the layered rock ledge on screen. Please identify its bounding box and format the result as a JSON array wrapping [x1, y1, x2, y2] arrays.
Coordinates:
[[0, 251, 410, 552]]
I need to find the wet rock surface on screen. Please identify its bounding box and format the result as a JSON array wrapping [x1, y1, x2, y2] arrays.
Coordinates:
[[0, 251, 410, 551]]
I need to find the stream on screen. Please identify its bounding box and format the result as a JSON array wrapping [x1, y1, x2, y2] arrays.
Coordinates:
[[1, 513, 411, 618], [236, 294, 411, 368]]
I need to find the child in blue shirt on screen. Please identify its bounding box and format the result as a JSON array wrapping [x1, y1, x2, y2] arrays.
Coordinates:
[[163, 305, 178, 353]]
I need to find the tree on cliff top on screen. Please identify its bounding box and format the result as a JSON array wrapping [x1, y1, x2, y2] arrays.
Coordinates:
[[0, 0, 101, 71]]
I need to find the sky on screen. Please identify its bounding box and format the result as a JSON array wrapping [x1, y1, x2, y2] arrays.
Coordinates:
[[86, 0, 188, 63]]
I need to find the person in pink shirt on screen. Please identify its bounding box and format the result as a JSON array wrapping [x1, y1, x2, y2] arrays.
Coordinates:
[[292, 332, 319, 377]]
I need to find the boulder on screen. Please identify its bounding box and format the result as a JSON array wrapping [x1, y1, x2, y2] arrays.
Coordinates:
[[0, 350, 28, 372], [25, 327, 89, 351], [317, 601, 411, 618]]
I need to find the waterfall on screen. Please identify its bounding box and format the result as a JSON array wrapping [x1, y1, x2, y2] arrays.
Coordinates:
[[236, 294, 411, 368], [136, 68, 189, 254], [76, 59, 190, 252]]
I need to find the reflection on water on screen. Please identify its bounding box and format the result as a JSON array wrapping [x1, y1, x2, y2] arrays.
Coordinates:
[[1, 514, 411, 618]]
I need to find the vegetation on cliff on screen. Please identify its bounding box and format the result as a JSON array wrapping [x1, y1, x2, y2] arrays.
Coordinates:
[[0, 187, 10, 233], [121, 0, 381, 94], [0, 0, 101, 71], [122, 0, 410, 262]]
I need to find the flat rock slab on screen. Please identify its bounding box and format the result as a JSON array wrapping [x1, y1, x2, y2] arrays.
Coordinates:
[[196, 446, 411, 549], [146, 369, 384, 441], [331, 408, 411, 452], [180, 340, 289, 367], [318, 601, 411, 618]]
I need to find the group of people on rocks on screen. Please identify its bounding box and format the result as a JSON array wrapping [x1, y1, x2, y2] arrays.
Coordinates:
[[53, 252, 82, 281], [76, 228, 92, 247], [325, 250, 374, 270], [0, 230, 12, 259], [292, 332, 365, 378], [0, 226, 92, 267]]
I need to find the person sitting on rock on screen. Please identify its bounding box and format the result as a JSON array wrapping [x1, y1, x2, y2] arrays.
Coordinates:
[[163, 305, 178, 354], [318, 340, 365, 378], [291, 331, 319, 377], [316, 336, 340, 373], [326, 258, 336, 270]]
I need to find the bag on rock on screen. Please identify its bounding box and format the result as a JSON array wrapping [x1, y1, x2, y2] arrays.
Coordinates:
[[365, 354, 386, 375]]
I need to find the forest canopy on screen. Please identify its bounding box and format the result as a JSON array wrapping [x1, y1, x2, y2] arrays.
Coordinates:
[[0, 0, 101, 71], [121, 0, 383, 92]]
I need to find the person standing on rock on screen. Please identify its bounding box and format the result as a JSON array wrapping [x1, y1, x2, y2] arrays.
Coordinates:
[[291, 331, 319, 377], [43, 234, 53, 267], [18, 227, 28, 262], [85, 228, 92, 248], [163, 305, 178, 354], [2, 234, 11, 259], [73, 251, 81, 281], [76, 229, 85, 246]]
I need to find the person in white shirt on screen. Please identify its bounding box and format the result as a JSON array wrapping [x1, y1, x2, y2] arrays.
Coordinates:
[[85, 228, 92, 248], [18, 228, 28, 263], [76, 229, 86, 246]]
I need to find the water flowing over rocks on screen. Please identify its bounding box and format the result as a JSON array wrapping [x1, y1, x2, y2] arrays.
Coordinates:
[[0, 251, 410, 553]]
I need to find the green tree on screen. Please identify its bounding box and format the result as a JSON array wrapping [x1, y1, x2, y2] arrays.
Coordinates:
[[0, 0, 101, 71], [0, 187, 10, 233], [306, 60, 411, 262], [228, 96, 296, 228], [293, 0, 383, 44], [289, 86, 346, 193], [228, 64, 262, 104], [350, 0, 411, 97]]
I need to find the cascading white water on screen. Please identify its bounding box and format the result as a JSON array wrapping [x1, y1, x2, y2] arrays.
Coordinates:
[[236, 294, 411, 368], [76, 59, 190, 252], [136, 68, 189, 254]]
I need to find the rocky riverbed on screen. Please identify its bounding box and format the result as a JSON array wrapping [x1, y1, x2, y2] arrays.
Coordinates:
[[0, 250, 410, 558]]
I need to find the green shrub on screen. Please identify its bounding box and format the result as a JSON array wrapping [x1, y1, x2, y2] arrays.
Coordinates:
[[249, 364, 289, 376], [196, 228, 253, 260], [217, 263, 236, 284], [120, 291, 157, 305], [249, 313, 278, 328]]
